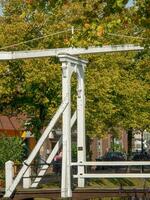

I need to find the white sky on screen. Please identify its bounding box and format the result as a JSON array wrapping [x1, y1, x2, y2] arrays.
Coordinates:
[[0, 6, 2, 16], [126, 0, 134, 7]]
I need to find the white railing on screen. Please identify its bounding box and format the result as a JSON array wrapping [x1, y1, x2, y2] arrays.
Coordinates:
[[74, 173, 150, 178], [72, 161, 150, 179], [72, 161, 150, 166]]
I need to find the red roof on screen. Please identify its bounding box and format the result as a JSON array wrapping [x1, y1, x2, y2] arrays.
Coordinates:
[[0, 114, 27, 136]]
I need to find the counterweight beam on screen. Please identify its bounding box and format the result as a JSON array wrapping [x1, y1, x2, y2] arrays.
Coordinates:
[[0, 45, 144, 60]]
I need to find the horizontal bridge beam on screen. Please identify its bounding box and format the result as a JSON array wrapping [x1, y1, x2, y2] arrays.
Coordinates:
[[0, 44, 144, 60]]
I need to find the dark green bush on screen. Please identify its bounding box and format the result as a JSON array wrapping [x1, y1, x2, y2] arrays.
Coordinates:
[[0, 134, 24, 167]]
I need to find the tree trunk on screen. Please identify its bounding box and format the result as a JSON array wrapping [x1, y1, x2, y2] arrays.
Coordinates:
[[141, 131, 144, 153], [127, 128, 133, 159], [39, 104, 48, 165]]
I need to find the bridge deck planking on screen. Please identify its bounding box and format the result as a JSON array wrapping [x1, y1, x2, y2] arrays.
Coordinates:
[[1, 188, 150, 199]]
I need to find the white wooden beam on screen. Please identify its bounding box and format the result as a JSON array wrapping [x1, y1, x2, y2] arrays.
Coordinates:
[[23, 166, 31, 189], [60, 55, 75, 198], [74, 173, 150, 178], [31, 111, 77, 188], [31, 137, 62, 188], [71, 161, 150, 166], [4, 99, 68, 198], [0, 45, 144, 60]]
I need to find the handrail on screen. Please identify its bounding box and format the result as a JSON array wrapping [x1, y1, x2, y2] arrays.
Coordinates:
[[74, 173, 150, 178], [71, 161, 150, 166]]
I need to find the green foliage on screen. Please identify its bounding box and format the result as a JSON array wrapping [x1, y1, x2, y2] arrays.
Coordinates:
[[85, 51, 149, 136], [0, 0, 149, 140], [0, 134, 24, 166], [72, 143, 77, 161]]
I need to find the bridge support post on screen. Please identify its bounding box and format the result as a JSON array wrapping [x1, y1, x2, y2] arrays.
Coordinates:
[[5, 161, 14, 193], [59, 55, 74, 198], [77, 63, 86, 187], [59, 55, 88, 197]]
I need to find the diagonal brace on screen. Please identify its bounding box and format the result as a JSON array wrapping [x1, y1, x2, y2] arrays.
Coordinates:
[[31, 111, 77, 188], [4, 98, 69, 198]]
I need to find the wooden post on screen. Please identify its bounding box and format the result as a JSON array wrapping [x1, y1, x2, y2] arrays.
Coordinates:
[[5, 161, 14, 192]]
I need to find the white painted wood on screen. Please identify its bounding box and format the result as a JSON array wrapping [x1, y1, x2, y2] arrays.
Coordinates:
[[77, 63, 86, 188], [58, 54, 88, 65], [23, 165, 31, 189], [74, 173, 150, 178], [59, 56, 74, 198], [58, 54, 88, 193], [5, 161, 14, 193], [3, 45, 148, 199], [31, 111, 76, 188], [0, 45, 144, 60], [31, 137, 62, 188], [71, 111, 77, 128], [71, 161, 150, 166], [25, 98, 68, 165], [59, 54, 88, 198], [4, 99, 68, 198]]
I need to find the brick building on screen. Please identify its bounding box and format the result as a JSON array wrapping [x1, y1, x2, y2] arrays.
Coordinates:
[[90, 131, 128, 161], [0, 114, 36, 151], [0, 114, 128, 161]]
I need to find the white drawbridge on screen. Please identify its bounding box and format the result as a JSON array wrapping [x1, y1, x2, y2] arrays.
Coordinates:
[[0, 45, 146, 199]]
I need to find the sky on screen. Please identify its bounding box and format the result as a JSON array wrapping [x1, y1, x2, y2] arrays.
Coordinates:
[[0, 6, 2, 16], [126, 0, 134, 8]]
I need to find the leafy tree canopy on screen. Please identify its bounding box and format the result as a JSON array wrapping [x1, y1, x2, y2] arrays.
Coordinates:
[[0, 0, 149, 139]]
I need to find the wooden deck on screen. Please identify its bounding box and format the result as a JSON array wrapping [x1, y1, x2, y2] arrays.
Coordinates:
[[1, 188, 150, 199]]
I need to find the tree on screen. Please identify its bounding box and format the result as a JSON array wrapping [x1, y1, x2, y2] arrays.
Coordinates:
[[0, 0, 62, 139], [0, 0, 149, 145], [0, 134, 24, 180]]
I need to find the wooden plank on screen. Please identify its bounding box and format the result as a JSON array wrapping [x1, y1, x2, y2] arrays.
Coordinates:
[[1, 188, 150, 200]]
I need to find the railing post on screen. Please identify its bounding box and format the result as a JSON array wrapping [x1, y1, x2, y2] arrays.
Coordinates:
[[5, 161, 14, 192], [23, 165, 31, 189]]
